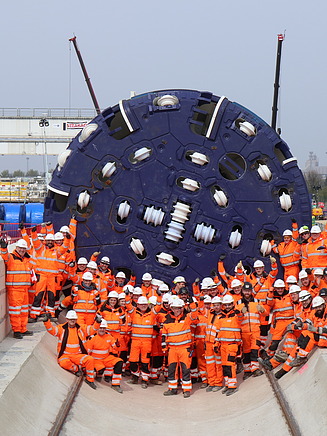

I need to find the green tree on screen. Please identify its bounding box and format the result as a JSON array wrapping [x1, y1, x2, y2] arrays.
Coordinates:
[[26, 169, 39, 177], [0, 169, 11, 178], [12, 170, 25, 177]]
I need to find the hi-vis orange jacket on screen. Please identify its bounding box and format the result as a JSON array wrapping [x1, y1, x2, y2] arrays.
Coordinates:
[[31, 231, 67, 277], [216, 310, 242, 343], [236, 297, 264, 333], [205, 310, 222, 344], [162, 310, 195, 348], [71, 283, 101, 315], [100, 303, 126, 337], [271, 222, 300, 270], [0, 247, 32, 290], [302, 236, 327, 269], [266, 290, 294, 324], [44, 319, 97, 357], [86, 331, 119, 359]]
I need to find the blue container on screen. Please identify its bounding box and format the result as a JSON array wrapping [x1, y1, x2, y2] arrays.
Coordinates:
[[25, 203, 44, 226]]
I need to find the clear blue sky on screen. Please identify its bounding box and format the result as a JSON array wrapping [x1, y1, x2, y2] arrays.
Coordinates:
[[1, 0, 326, 171]]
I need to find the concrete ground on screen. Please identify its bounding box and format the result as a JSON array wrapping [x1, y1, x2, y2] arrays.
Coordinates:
[[1, 321, 327, 436]]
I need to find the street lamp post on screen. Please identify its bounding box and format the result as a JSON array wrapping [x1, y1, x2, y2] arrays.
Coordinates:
[[39, 116, 50, 185]]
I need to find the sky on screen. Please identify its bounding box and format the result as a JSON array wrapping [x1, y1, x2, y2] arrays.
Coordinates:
[[1, 0, 326, 172]]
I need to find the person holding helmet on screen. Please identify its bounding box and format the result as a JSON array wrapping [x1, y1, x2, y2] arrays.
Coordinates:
[[126, 294, 161, 388], [204, 295, 224, 392], [236, 282, 265, 379], [86, 319, 124, 393], [265, 279, 294, 360], [289, 295, 327, 368], [271, 219, 300, 281], [43, 309, 97, 389], [162, 297, 197, 398], [29, 228, 69, 321], [0, 238, 33, 339], [302, 225, 327, 269], [215, 294, 242, 396]]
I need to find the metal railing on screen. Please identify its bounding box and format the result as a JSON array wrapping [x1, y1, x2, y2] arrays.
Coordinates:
[[0, 108, 98, 119]]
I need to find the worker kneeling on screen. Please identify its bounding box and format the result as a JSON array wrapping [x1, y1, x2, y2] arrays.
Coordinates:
[[87, 319, 124, 393], [43, 310, 97, 389]]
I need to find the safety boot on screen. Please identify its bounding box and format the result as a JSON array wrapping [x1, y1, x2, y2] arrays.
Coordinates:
[[274, 350, 289, 363], [212, 386, 223, 392], [289, 356, 307, 367], [150, 379, 162, 385], [252, 369, 264, 377], [163, 389, 178, 396], [275, 368, 287, 379], [141, 381, 148, 389], [84, 379, 97, 389], [243, 371, 252, 380], [28, 317, 37, 323], [225, 387, 238, 396], [183, 391, 191, 398], [258, 357, 273, 371], [104, 376, 112, 383], [200, 382, 208, 389], [206, 385, 214, 392], [221, 386, 229, 394], [21, 331, 33, 336], [13, 332, 23, 339], [111, 385, 123, 394], [128, 375, 139, 384]]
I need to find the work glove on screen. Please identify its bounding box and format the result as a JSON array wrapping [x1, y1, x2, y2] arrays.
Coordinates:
[[124, 288, 130, 296], [241, 306, 247, 314], [31, 226, 37, 232], [65, 233, 71, 240], [194, 277, 200, 284], [46, 221, 52, 226], [156, 289, 162, 296], [320, 327, 327, 335], [219, 254, 226, 261], [257, 304, 265, 313], [0, 239, 7, 248], [291, 218, 297, 223], [270, 256, 276, 264], [69, 261, 75, 268], [211, 269, 217, 277], [92, 251, 100, 257], [95, 313, 102, 323], [305, 268, 312, 275], [161, 342, 167, 349], [236, 260, 243, 269], [293, 320, 303, 330], [213, 346, 219, 354], [43, 312, 51, 322], [199, 295, 205, 301], [316, 246, 326, 251], [307, 324, 317, 333], [115, 339, 120, 348], [71, 214, 76, 219], [18, 222, 24, 230], [285, 323, 294, 332]]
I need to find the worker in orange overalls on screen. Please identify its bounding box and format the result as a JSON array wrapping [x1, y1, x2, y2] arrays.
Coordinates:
[[162, 297, 196, 398], [204, 296, 223, 392], [86, 319, 124, 393], [126, 295, 160, 388], [271, 219, 300, 281], [0, 238, 33, 339], [216, 294, 242, 396], [99, 290, 125, 346], [236, 282, 265, 379], [29, 229, 68, 321], [265, 279, 295, 359], [71, 272, 101, 325], [193, 295, 211, 388], [301, 225, 327, 269], [43, 309, 97, 389]]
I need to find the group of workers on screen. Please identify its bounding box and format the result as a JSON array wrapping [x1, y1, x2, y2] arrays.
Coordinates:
[[1, 217, 327, 397]]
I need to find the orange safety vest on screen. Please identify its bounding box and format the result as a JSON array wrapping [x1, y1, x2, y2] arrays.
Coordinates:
[[72, 284, 100, 315], [0, 248, 32, 289], [162, 311, 193, 347], [236, 298, 262, 333], [86, 332, 119, 359], [216, 310, 242, 343]]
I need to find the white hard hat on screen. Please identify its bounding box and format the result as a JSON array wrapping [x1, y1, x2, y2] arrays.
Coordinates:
[[100, 256, 110, 264], [133, 287, 143, 295], [299, 270, 308, 279], [299, 225, 310, 234], [173, 276, 186, 284], [99, 319, 108, 328], [137, 296, 148, 305], [123, 284, 134, 293], [158, 283, 170, 292], [66, 310, 78, 319], [314, 268, 323, 276], [170, 298, 184, 308], [77, 257, 88, 265], [211, 296, 223, 304], [222, 295, 234, 304], [286, 275, 297, 284], [45, 233, 55, 241], [312, 296, 325, 308], [87, 261, 97, 269], [203, 295, 212, 303], [118, 293, 126, 300], [283, 229, 292, 236], [54, 232, 64, 241], [311, 225, 321, 234], [82, 272, 93, 280], [299, 290, 312, 302], [151, 278, 163, 288], [148, 296, 157, 305], [274, 279, 285, 288], [37, 233, 45, 240], [201, 277, 215, 290], [16, 239, 28, 249], [116, 271, 126, 279], [108, 291, 119, 299], [162, 294, 170, 303], [142, 273, 152, 281], [60, 225, 70, 233], [231, 279, 243, 288], [253, 260, 264, 268], [289, 285, 301, 294]]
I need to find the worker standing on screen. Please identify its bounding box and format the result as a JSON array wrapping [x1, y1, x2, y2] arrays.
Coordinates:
[[0, 238, 33, 339]]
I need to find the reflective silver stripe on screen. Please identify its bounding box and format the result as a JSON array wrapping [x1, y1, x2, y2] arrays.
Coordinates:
[[194, 335, 205, 338], [131, 333, 152, 338], [36, 268, 58, 274], [6, 270, 31, 274], [218, 338, 242, 342], [273, 306, 293, 313], [220, 327, 241, 332], [74, 309, 96, 313], [6, 281, 31, 286], [90, 350, 108, 355], [167, 329, 191, 337], [275, 316, 294, 321], [132, 324, 154, 329], [168, 339, 191, 346]]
